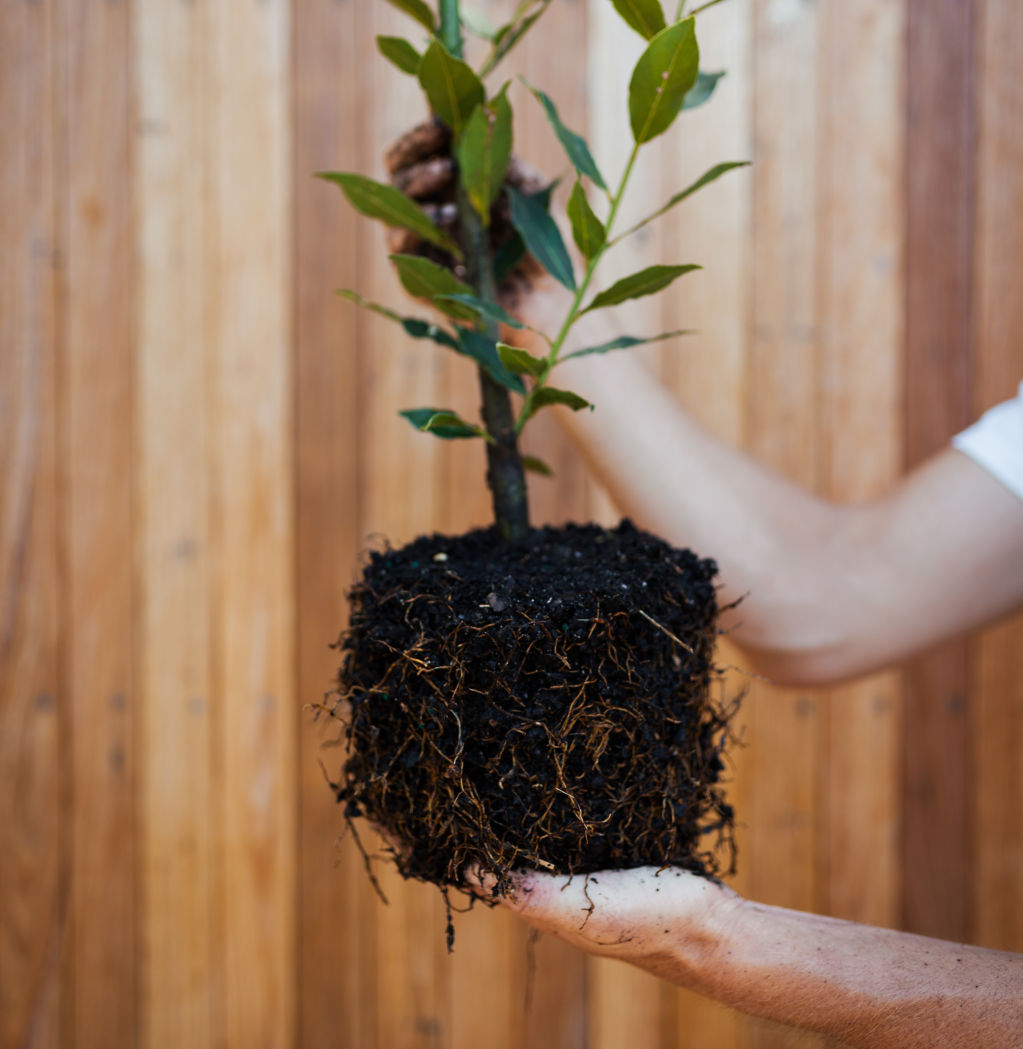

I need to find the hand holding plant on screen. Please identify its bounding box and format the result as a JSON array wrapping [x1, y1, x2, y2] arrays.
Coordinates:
[[325, 1, 745, 938]]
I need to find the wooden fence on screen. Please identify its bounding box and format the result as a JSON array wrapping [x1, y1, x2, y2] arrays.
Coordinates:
[[2, 1, 1021, 1046]]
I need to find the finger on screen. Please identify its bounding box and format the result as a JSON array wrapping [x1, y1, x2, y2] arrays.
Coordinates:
[[384, 118, 451, 175], [386, 201, 459, 257], [391, 156, 456, 200]]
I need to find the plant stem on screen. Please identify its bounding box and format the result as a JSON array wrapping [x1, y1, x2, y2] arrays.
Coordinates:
[[548, 143, 641, 361], [513, 143, 642, 434], [439, 0, 464, 59], [457, 187, 530, 542]]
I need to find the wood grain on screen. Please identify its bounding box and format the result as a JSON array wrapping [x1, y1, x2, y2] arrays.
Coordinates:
[[816, 0, 903, 932], [661, 3, 752, 1041], [902, 0, 975, 943], [748, 1, 825, 1044], [205, 2, 296, 1045], [59, 1, 138, 1046], [135, 0, 215, 1043], [0, 5, 64, 1047], [292, 0, 375, 1046]]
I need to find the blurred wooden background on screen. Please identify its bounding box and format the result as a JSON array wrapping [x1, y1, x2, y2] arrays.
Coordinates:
[[2, 0, 1021, 1046]]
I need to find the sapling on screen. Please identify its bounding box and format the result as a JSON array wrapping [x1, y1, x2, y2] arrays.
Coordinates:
[[321, 0, 747, 929], [318, 0, 748, 542]]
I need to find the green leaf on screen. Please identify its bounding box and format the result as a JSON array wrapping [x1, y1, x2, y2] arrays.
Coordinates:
[[493, 183, 556, 283], [521, 454, 554, 477], [418, 39, 485, 139], [455, 85, 513, 226], [493, 233, 526, 283], [481, 0, 554, 77], [383, 0, 436, 32], [683, 69, 724, 110], [434, 293, 524, 329], [525, 82, 607, 191], [629, 18, 700, 144], [318, 172, 462, 259], [567, 181, 606, 259], [376, 36, 423, 76], [522, 386, 591, 423], [506, 184, 575, 291], [334, 289, 460, 349], [613, 161, 750, 242], [497, 342, 547, 378], [610, 0, 667, 40], [581, 264, 701, 313], [458, 329, 527, 393], [559, 329, 694, 361], [400, 408, 487, 440], [388, 254, 479, 320]]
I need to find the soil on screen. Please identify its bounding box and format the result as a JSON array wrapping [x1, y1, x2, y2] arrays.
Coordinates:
[[329, 519, 737, 910]]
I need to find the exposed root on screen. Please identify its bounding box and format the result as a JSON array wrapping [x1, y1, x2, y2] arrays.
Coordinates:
[[331, 520, 739, 928]]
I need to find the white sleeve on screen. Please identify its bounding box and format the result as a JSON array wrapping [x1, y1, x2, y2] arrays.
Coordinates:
[[951, 381, 1023, 502]]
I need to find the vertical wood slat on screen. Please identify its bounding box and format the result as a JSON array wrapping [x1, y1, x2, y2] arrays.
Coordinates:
[[0, 5, 64, 1048], [292, 1, 375, 1047], [580, 9, 664, 1045], [206, 2, 296, 1046], [135, 1, 213, 1044], [359, 7, 449, 1049], [748, 1, 824, 1045], [816, 0, 904, 932], [59, 1, 137, 1046], [661, 2, 752, 1043], [902, 0, 975, 943], [969, 0, 1023, 956]]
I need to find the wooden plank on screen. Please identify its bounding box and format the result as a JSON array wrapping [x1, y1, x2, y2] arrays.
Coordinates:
[[292, 1, 376, 1047], [576, 7, 667, 1045], [204, 2, 296, 1046], [59, 2, 138, 1045], [358, 7, 449, 1049], [659, 2, 753, 1042], [134, 1, 214, 1044], [815, 0, 904, 933], [901, 0, 975, 943], [448, 906, 525, 1049], [747, 1, 825, 1045], [0, 3, 65, 1048], [968, 0, 1023, 955]]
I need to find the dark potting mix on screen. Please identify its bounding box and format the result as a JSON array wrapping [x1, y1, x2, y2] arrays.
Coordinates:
[[330, 519, 737, 919]]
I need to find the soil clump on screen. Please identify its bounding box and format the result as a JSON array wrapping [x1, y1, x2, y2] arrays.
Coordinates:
[[330, 519, 737, 904]]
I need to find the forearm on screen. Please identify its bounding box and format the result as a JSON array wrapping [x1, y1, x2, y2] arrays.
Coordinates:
[[684, 898, 1023, 1049], [524, 304, 874, 681], [516, 284, 1023, 684]]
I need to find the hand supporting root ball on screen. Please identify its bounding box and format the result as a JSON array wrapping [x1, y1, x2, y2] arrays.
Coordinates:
[[384, 118, 550, 314], [466, 863, 739, 979]]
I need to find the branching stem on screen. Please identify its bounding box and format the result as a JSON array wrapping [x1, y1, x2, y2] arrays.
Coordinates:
[[514, 142, 642, 433], [439, 0, 464, 59]]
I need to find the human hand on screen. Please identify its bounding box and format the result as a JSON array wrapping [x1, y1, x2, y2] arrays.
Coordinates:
[[468, 865, 740, 981], [384, 118, 556, 320]]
